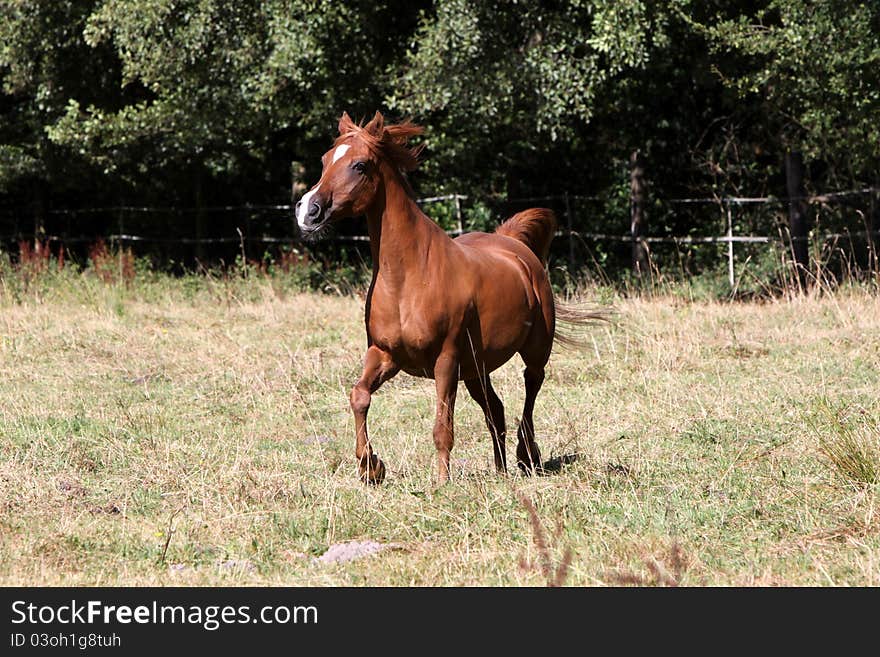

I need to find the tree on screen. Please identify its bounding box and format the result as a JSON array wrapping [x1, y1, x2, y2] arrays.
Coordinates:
[[1, 1, 877, 274], [1, 0, 426, 249], [45, 0, 427, 194], [387, 1, 689, 197], [702, 0, 880, 187], [0, 1, 119, 213]]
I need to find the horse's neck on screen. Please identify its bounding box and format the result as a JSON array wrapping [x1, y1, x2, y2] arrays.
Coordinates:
[[366, 170, 445, 287]]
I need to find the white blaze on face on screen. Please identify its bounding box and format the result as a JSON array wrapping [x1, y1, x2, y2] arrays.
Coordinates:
[[296, 187, 318, 229], [331, 144, 351, 164], [298, 144, 350, 230]]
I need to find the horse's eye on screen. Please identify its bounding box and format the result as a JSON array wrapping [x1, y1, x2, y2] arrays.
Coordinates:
[[352, 161, 367, 174]]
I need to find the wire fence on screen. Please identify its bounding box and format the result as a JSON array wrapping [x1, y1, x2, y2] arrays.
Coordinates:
[[2, 187, 878, 285]]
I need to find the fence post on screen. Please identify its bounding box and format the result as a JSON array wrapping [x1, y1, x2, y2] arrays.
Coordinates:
[[726, 201, 734, 289], [564, 191, 574, 269], [454, 195, 463, 235], [871, 184, 879, 272], [785, 151, 809, 284], [630, 150, 648, 275], [117, 206, 125, 279]]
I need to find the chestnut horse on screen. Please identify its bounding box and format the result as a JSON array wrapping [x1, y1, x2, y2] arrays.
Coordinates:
[[297, 111, 593, 484]]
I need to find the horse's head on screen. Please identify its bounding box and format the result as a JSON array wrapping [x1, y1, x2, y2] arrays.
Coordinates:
[[296, 111, 423, 238]]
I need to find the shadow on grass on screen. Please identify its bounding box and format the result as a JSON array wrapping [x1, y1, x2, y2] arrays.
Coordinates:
[[539, 453, 581, 475]]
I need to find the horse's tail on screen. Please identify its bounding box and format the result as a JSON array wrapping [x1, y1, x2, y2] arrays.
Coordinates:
[[495, 208, 557, 265], [553, 301, 613, 349]]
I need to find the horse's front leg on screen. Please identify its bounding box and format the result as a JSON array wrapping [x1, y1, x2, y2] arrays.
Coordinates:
[[350, 345, 399, 484], [433, 351, 459, 484]]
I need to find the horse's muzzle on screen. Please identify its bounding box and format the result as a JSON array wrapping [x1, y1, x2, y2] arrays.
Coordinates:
[[295, 195, 332, 240], [296, 198, 324, 224]]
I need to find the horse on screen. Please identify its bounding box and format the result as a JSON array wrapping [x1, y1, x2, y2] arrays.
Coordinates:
[[296, 111, 598, 484]]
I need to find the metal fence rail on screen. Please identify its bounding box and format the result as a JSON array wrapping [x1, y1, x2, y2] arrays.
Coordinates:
[[2, 188, 878, 287]]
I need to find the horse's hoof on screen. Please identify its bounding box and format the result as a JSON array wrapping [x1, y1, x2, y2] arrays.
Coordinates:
[[516, 455, 544, 476], [516, 446, 543, 476], [359, 455, 386, 485]]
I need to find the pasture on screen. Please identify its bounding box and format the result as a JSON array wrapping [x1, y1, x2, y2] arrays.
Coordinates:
[[1, 270, 878, 586]]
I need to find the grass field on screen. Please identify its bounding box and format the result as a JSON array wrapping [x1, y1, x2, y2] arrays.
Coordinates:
[[1, 267, 879, 586]]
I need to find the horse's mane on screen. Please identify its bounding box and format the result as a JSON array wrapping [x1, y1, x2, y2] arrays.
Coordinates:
[[336, 112, 425, 177]]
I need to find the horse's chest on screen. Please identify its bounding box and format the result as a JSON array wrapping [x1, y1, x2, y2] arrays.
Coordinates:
[[366, 295, 445, 365]]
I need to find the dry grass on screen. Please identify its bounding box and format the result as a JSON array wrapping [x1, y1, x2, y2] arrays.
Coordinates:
[[816, 402, 880, 488], [1, 270, 879, 586]]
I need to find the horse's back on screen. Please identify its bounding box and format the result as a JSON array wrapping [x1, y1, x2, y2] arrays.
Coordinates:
[[454, 231, 544, 272], [454, 231, 551, 298]]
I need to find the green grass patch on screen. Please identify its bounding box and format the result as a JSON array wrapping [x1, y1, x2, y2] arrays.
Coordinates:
[[1, 267, 879, 585]]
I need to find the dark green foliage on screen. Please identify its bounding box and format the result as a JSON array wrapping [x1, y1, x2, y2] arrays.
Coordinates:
[[1, 1, 878, 278]]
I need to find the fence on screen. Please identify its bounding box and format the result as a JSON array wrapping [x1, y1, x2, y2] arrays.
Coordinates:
[[2, 185, 878, 287]]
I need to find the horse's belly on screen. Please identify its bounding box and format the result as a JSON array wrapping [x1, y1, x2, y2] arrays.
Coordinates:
[[396, 347, 518, 381], [370, 324, 518, 380], [457, 346, 520, 380]]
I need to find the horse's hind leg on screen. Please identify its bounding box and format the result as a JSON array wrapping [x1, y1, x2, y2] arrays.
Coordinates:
[[516, 364, 545, 474], [350, 346, 399, 484], [517, 286, 554, 475], [464, 375, 507, 473]]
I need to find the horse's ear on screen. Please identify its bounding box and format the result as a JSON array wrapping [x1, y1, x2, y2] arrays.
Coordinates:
[[338, 111, 354, 135], [364, 111, 385, 137]]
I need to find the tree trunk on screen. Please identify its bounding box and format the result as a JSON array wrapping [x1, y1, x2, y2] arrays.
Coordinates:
[[630, 150, 648, 275], [194, 167, 206, 262], [871, 183, 879, 272], [33, 180, 47, 246], [785, 151, 809, 285]]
